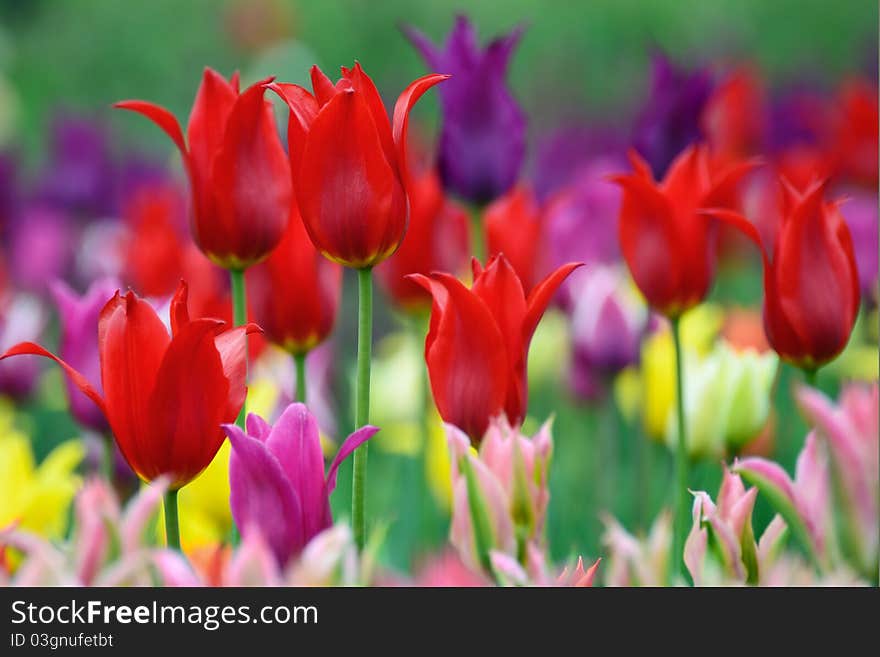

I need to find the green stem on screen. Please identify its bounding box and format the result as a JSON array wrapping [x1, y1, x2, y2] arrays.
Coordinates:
[[804, 367, 818, 387], [597, 398, 616, 518], [163, 489, 181, 551], [636, 423, 653, 531], [469, 205, 486, 264], [671, 316, 689, 584], [229, 268, 249, 429], [101, 432, 114, 483], [352, 267, 373, 550], [294, 352, 307, 404]]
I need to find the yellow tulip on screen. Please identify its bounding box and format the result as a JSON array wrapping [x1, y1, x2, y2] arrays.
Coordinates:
[[0, 399, 83, 538]]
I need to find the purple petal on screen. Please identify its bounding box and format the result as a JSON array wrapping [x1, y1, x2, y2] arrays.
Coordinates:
[[326, 424, 381, 494], [50, 276, 118, 432], [245, 412, 272, 443], [224, 422, 303, 565], [265, 403, 327, 541]]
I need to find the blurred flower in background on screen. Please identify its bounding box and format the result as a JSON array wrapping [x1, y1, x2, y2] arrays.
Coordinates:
[[404, 15, 526, 205], [632, 52, 713, 177], [0, 399, 83, 540]]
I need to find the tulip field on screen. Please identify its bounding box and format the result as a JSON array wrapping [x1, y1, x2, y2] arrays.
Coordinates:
[[0, 0, 877, 589]]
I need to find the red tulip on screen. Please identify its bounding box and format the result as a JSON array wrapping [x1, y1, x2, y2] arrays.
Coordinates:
[[485, 186, 544, 295], [409, 255, 580, 441], [0, 282, 259, 489], [376, 169, 470, 311], [611, 144, 755, 318], [247, 209, 342, 355], [706, 179, 860, 370], [269, 63, 449, 268], [115, 68, 292, 270], [702, 66, 766, 167], [121, 179, 231, 322]]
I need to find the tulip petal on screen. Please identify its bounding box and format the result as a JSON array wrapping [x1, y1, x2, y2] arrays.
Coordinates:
[[776, 185, 859, 361], [472, 256, 528, 422], [120, 478, 168, 554], [225, 423, 303, 565], [298, 87, 407, 267], [246, 412, 272, 443], [0, 342, 106, 415], [98, 291, 170, 483], [169, 280, 190, 337], [113, 101, 187, 157], [343, 62, 397, 171], [225, 529, 283, 586], [523, 262, 582, 343], [210, 79, 291, 266], [264, 404, 327, 540], [392, 73, 450, 191], [409, 272, 509, 440], [187, 67, 238, 184], [613, 171, 683, 314], [267, 82, 318, 182], [310, 65, 339, 107], [734, 456, 821, 567], [147, 318, 229, 487], [214, 323, 261, 424], [326, 424, 381, 494]]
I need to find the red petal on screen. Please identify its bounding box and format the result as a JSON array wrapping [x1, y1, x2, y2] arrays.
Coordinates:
[[392, 73, 450, 192], [209, 79, 291, 267], [408, 272, 508, 441], [0, 342, 106, 415], [613, 173, 682, 314], [98, 291, 171, 481], [343, 62, 397, 174], [298, 88, 406, 268], [310, 65, 338, 107], [187, 68, 239, 180], [267, 82, 319, 183], [169, 280, 190, 337], [775, 185, 859, 363], [113, 101, 187, 157], [246, 211, 342, 354], [471, 256, 528, 423], [147, 318, 229, 488], [215, 322, 263, 423], [524, 262, 582, 347]]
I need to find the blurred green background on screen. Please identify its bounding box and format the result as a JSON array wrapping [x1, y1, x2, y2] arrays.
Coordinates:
[[0, 0, 876, 572]]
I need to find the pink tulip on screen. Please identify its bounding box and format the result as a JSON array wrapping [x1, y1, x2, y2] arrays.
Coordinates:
[[223, 403, 379, 566], [446, 417, 552, 572]]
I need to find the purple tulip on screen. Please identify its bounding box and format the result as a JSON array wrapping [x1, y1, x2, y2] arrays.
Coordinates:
[[567, 266, 648, 400], [0, 293, 47, 399], [6, 204, 76, 294], [224, 404, 379, 566], [837, 185, 879, 303], [36, 115, 116, 218], [50, 277, 118, 432], [632, 52, 713, 177], [542, 156, 625, 305], [404, 15, 526, 204], [532, 126, 625, 201]]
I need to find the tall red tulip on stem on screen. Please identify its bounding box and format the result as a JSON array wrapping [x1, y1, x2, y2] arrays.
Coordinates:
[[611, 144, 755, 582], [115, 68, 292, 438], [0, 282, 258, 549], [409, 254, 580, 443], [705, 178, 860, 379], [247, 209, 343, 402], [269, 63, 448, 549]]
